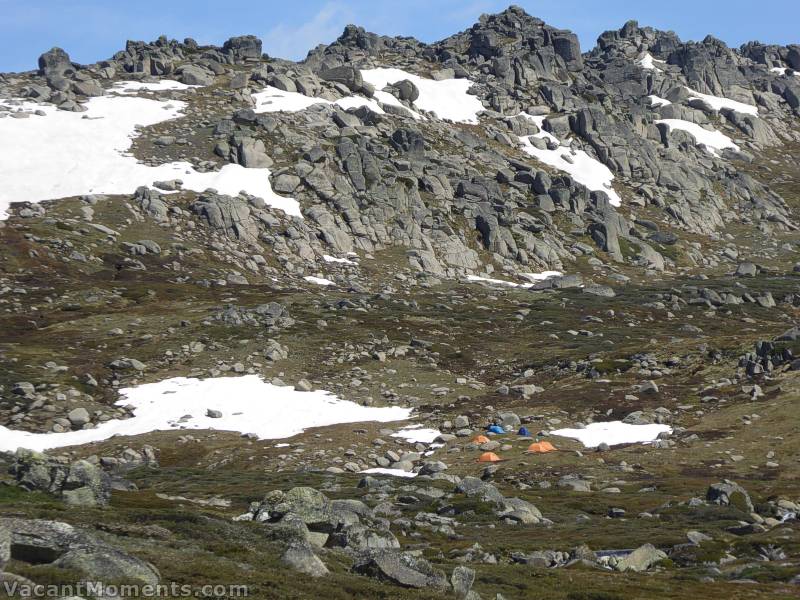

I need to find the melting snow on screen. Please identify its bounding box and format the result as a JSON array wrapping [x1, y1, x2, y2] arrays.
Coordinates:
[[521, 271, 563, 282], [770, 67, 800, 77], [390, 425, 441, 444], [517, 113, 621, 207], [0, 375, 412, 453], [111, 80, 196, 94], [467, 271, 563, 288], [655, 119, 739, 155], [0, 95, 300, 219], [252, 85, 385, 115], [648, 95, 672, 107], [685, 87, 759, 116], [360, 468, 419, 478], [323, 254, 357, 265], [253, 68, 483, 124], [551, 421, 672, 448], [467, 275, 519, 287], [304, 275, 335, 286], [360, 68, 483, 124], [636, 53, 663, 71]]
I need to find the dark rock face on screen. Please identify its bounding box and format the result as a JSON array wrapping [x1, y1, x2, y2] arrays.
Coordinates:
[[37, 48, 73, 77], [222, 35, 263, 62], [319, 65, 365, 92]]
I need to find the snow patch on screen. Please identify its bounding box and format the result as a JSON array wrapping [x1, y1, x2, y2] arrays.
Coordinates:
[[304, 276, 335, 286], [111, 80, 196, 94], [360, 68, 483, 124], [0, 95, 300, 219], [551, 421, 672, 448], [520, 271, 563, 283], [323, 254, 357, 265], [467, 275, 519, 288], [655, 118, 739, 155], [517, 113, 621, 207], [253, 68, 482, 124], [252, 85, 385, 115], [636, 53, 663, 71], [685, 87, 759, 116], [390, 426, 441, 444], [647, 95, 672, 107], [467, 271, 563, 288], [360, 468, 418, 478], [0, 375, 412, 453], [770, 66, 800, 77]]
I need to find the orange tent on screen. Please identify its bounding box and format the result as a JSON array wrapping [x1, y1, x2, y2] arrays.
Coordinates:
[[526, 441, 557, 454], [478, 452, 502, 463], [473, 435, 490, 444]]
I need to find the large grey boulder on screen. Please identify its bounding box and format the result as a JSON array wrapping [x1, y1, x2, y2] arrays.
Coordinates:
[[259, 487, 335, 532], [328, 524, 399, 552], [319, 66, 364, 92], [3, 518, 159, 586], [54, 547, 160, 586], [707, 480, 754, 512], [456, 477, 505, 504], [222, 35, 263, 62], [179, 65, 214, 86], [38, 47, 73, 77], [68, 407, 90, 428], [451, 566, 476, 599], [1, 519, 85, 564], [353, 550, 449, 590], [235, 137, 273, 168], [392, 79, 419, 102], [735, 262, 758, 277], [281, 542, 328, 577], [72, 80, 104, 97], [191, 194, 258, 242], [615, 544, 667, 572]]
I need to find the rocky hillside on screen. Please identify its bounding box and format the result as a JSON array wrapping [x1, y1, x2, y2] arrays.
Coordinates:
[[0, 6, 799, 599]]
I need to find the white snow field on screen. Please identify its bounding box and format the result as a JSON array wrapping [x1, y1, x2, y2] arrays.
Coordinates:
[[0, 94, 301, 219], [253, 67, 483, 124], [655, 118, 740, 155], [685, 86, 759, 116], [518, 113, 622, 207], [252, 85, 386, 115], [551, 421, 672, 448], [111, 80, 196, 94], [360, 68, 484, 123], [0, 375, 412, 453]]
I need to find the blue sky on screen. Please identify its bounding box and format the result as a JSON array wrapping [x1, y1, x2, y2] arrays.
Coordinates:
[[1, 1, 798, 72]]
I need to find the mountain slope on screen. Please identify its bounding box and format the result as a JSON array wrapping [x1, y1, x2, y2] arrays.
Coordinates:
[[0, 6, 799, 599]]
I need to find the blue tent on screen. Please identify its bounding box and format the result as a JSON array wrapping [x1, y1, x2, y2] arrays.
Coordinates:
[[518, 426, 531, 437], [487, 425, 505, 435]]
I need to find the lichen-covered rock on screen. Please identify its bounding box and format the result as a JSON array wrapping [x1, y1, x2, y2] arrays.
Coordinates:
[[707, 480, 755, 513]]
